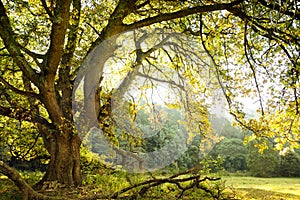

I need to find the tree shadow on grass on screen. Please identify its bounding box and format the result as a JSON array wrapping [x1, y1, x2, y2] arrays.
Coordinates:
[[236, 188, 300, 200]]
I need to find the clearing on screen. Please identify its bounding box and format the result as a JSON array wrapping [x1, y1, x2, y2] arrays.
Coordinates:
[[223, 176, 300, 200]]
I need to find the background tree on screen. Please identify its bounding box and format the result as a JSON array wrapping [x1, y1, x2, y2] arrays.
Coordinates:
[[277, 148, 300, 177], [210, 138, 247, 172], [246, 139, 279, 177]]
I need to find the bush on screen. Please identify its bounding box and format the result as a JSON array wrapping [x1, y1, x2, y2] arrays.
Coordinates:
[[80, 147, 118, 175]]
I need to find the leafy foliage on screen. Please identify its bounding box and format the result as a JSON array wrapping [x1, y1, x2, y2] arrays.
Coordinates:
[[246, 139, 279, 177], [210, 138, 247, 172], [277, 149, 300, 177]]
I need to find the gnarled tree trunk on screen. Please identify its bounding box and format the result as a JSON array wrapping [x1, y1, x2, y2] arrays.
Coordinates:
[[39, 132, 82, 188]]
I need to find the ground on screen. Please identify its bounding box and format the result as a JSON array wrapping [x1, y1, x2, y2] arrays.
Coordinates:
[[1, 172, 300, 199], [223, 176, 300, 200]]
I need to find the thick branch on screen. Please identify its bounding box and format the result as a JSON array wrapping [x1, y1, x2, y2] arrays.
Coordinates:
[[110, 172, 221, 199], [43, 0, 72, 84], [125, 0, 244, 31], [0, 77, 40, 99], [115, 32, 178, 99], [61, 0, 81, 65], [0, 160, 64, 200], [0, 105, 53, 128], [0, 1, 41, 88], [87, 0, 137, 53], [73, 0, 136, 94], [58, 0, 81, 118]]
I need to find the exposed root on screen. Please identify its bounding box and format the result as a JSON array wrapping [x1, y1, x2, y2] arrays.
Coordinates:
[[0, 160, 69, 200]]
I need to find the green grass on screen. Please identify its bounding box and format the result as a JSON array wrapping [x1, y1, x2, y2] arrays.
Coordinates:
[[223, 176, 300, 199], [2, 172, 300, 200]]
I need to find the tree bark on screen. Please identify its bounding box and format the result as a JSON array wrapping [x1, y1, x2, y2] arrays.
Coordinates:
[[38, 131, 82, 188]]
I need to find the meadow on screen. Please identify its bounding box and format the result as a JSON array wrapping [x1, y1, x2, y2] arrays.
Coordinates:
[[223, 176, 300, 200]]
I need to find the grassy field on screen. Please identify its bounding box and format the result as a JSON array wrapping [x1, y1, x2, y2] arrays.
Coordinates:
[[223, 176, 300, 200]]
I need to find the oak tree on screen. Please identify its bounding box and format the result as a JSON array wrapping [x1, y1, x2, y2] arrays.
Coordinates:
[[0, 0, 299, 190]]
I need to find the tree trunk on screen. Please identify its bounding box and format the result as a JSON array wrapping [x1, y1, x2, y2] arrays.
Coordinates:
[[39, 132, 82, 188]]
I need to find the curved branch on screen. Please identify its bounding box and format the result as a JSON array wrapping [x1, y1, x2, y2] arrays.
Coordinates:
[[227, 7, 300, 46], [0, 1, 42, 88], [136, 71, 185, 90], [87, 0, 139, 55], [18, 44, 45, 60], [40, 0, 54, 20], [0, 160, 63, 200], [114, 31, 177, 99], [17, 43, 45, 69], [58, 0, 81, 117], [125, 0, 244, 31], [110, 171, 221, 199], [86, 0, 243, 63], [258, 0, 300, 20], [0, 77, 40, 99], [0, 105, 53, 129], [43, 0, 72, 83], [198, 15, 232, 106]]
